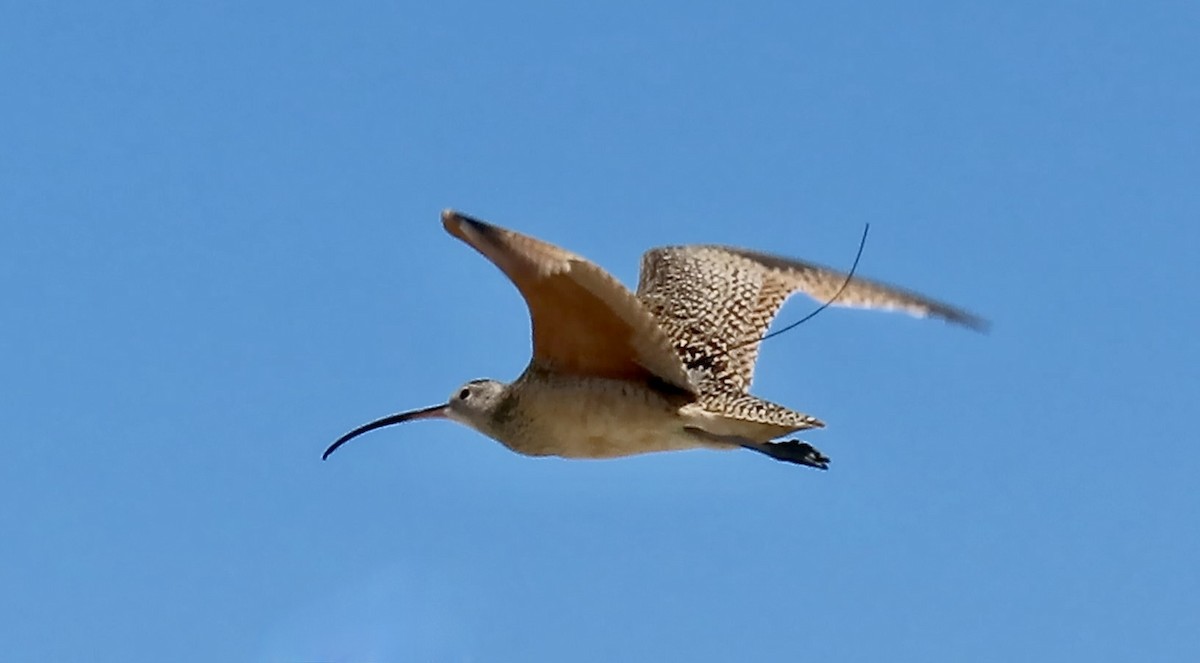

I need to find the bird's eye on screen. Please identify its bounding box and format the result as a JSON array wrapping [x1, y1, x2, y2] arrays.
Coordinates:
[[458, 388, 471, 400]]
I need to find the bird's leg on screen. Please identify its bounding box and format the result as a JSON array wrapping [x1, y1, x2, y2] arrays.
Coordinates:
[[746, 439, 830, 469], [684, 428, 830, 470]]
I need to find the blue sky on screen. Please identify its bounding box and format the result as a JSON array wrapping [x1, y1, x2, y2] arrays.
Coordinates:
[[3, 1, 1198, 661]]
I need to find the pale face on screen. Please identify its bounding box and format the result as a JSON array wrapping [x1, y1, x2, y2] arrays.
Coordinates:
[[444, 378, 506, 429]]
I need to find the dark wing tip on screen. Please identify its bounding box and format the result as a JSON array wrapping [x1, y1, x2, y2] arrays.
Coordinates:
[[442, 208, 504, 243], [929, 303, 991, 333]]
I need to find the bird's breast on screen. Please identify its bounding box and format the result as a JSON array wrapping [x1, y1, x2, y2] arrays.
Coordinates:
[[491, 374, 715, 459]]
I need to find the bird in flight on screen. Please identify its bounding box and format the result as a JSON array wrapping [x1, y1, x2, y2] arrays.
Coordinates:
[[323, 209, 985, 469]]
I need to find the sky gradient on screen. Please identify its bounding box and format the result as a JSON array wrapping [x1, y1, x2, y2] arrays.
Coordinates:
[[3, 2, 1199, 661]]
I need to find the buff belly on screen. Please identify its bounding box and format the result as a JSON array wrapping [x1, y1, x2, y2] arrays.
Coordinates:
[[494, 375, 731, 459]]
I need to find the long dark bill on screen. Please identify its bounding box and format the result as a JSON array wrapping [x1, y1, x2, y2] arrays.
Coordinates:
[[322, 403, 449, 460]]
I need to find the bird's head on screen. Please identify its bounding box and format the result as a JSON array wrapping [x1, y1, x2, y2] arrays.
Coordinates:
[[322, 378, 508, 460]]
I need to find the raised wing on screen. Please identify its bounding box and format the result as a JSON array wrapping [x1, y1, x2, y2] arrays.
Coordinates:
[[636, 245, 986, 394], [442, 210, 696, 396]]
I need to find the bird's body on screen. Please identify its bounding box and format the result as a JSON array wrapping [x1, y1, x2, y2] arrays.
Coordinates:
[[323, 209, 985, 468], [469, 367, 820, 459], [474, 369, 708, 459]]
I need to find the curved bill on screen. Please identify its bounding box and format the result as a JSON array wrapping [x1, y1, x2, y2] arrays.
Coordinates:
[[322, 403, 449, 460]]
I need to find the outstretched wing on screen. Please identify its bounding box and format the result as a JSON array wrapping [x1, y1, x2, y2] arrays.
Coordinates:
[[442, 210, 697, 396], [636, 245, 986, 394]]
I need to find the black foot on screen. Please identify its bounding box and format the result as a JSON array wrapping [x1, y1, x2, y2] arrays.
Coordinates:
[[746, 440, 830, 470]]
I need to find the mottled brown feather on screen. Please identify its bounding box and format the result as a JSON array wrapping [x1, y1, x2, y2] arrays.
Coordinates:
[[637, 245, 986, 395]]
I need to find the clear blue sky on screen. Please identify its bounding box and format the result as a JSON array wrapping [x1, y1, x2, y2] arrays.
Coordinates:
[[3, 2, 1198, 661]]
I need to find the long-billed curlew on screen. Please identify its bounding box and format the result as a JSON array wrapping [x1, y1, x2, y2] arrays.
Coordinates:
[[323, 209, 985, 468]]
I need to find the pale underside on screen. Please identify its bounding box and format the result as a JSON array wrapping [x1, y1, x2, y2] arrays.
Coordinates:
[[483, 370, 730, 458]]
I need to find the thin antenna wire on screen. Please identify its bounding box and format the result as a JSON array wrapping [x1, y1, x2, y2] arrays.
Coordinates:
[[726, 223, 871, 353]]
